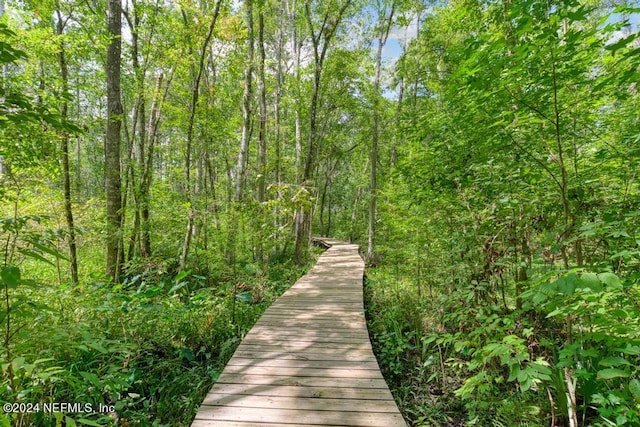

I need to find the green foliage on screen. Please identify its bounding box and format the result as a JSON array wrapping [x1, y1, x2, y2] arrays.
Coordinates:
[[1, 248, 310, 426], [0, 196, 312, 426], [366, 0, 640, 425]]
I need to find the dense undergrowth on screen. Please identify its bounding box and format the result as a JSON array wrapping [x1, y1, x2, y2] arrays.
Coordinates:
[[366, 262, 640, 427], [363, 1, 640, 426], [1, 211, 315, 427]]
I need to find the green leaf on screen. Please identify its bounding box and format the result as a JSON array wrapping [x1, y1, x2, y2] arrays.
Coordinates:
[[577, 272, 601, 292], [1, 266, 20, 288], [598, 357, 631, 368], [30, 240, 69, 261], [546, 307, 566, 318], [606, 33, 638, 53], [178, 347, 194, 361], [556, 275, 576, 295], [79, 371, 101, 387], [629, 379, 640, 402], [598, 272, 622, 290], [65, 417, 77, 427], [508, 365, 520, 382], [17, 248, 55, 266], [235, 292, 253, 303], [174, 270, 191, 283], [617, 345, 640, 355], [596, 368, 629, 380], [168, 281, 188, 294], [520, 376, 533, 392]]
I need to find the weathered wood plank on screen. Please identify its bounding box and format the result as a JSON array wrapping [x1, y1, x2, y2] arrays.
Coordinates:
[[247, 326, 368, 336], [241, 336, 370, 345], [201, 394, 401, 413], [243, 333, 370, 342], [255, 318, 366, 327], [236, 342, 373, 352], [194, 407, 407, 427], [206, 383, 395, 400], [225, 357, 380, 370], [238, 341, 370, 353], [230, 349, 374, 362], [215, 373, 390, 389], [221, 365, 385, 379], [192, 421, 348, 427]]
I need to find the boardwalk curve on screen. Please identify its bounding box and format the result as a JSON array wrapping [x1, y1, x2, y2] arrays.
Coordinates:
[[192, 238, 406, 427]]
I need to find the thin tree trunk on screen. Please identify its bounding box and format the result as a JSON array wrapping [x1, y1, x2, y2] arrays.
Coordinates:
[[272, 2, 285, 254], [123, 4, 146, 262], [56, 9, 79, 284], [367, 0, 395, 264], [294, 0, 352, 265], [105, 0, 123, 283], [257, 9, 266, 204], [349, 158, 368, 242], [286, 0, 302, 175], [235, 0, 255, 202], [391, 23, 408, 169], [255, 5, 267, 264], [140, 72, 168, 257], [551, 52, 571, 270], [227, 0, 254, 266], [179, 2, 221, 270]]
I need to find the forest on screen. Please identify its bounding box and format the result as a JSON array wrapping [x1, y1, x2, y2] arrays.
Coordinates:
[[1, 0, 639, 425]]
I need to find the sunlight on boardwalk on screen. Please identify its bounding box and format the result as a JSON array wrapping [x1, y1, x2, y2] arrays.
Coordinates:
[[191, 239, 406, 427]]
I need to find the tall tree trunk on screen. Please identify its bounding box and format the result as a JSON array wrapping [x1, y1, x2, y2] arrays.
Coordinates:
[[227, 0, 254, 266], [391, 23, 408, 170], [141, 72, 168, 257], [367, 0, 395, 265], [294, 0, 352, 265], [179, 3, 221, 270], [257, 8, 266, 204], [235, 0, 255, 202], [286, 0, 302, 174], [551, 52, 571, 270], [105, 0, 123, 283], [272, 1, 286, 254], [255, 4, 267, 264], [123, 3, 146, 262], [56, 10, 79, 284]]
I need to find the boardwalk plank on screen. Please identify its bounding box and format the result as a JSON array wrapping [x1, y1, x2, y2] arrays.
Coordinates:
[[246, 328, 369, 338], [225, 357, 380, 370], [235, 343, 373, 352], [230, 350, 374, 362], [192, 422, 347, 427], [205, 383, 395, 400], [221, 365, 385, 379], [201, 394, 401, 412], [194, 407, 406, 427], [244, 335, 369, 345], [215, 374, 389, 388]]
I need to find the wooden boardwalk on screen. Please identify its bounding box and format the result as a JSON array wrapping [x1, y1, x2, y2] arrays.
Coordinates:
[[192, 239, 406, 427]]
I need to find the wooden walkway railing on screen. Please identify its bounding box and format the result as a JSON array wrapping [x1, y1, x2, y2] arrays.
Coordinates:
[[191, 238, 406, 427]]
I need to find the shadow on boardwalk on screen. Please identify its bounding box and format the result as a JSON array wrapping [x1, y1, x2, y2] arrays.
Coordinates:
[[191, 239, 406, 427]]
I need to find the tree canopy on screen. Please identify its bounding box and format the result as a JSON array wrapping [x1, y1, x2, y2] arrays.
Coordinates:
[[1, 0, 639, 425]]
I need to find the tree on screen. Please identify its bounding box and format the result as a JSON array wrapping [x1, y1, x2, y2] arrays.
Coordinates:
[[367, 0, 397, 265], [293, 0, 353, 264], [105, 0, 123, 283], [234, 0, 255, 202], [54, 3, 79, 284], [179, 0, 222, 270]]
